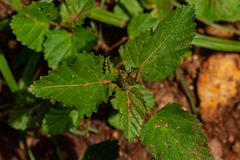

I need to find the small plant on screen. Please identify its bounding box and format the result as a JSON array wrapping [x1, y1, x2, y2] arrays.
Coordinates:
[[24, 3, 211, 160], [0, 0, 214, 159]]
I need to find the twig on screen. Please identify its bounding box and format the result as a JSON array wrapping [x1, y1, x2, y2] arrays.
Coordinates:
[[106, 36, 128, 55], [115, 60, 126, 69], [49, 21, 62, 28]]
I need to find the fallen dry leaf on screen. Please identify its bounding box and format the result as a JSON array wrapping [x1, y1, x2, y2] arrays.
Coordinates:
[[197, 53, 240, 122]]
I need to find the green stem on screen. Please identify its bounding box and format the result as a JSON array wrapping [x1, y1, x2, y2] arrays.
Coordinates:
[[12, 0, 22, 11], [197, 16, 240, 35], [84, 114, 92, 146], [47, 135, 64, 160], [100, 0, 105, 9], [18, 131, 36, 160], [0, 48, 18, 93], [176, 67, 196, 115], [192, 33, 240, 52], [83, 124, 100, 134], [88, 8, 129, 28]]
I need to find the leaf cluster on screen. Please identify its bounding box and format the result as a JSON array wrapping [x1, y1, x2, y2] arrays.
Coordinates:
[[10, 0, 97, 67], [27, 4, 211, 159]]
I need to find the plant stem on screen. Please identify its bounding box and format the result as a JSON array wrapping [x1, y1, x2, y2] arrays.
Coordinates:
[[196, 16, 240, 35], [47, 135, 64, 160], [176, 67, 196, 115], [84, 113, 92, 146], [0, 48, 18, 93], [18, 131, 36, 160], [107, 36, 128, 54], [88, 8, 129, 28], [49, 21, 62, 28], [12, 0, 22, 11], [193, 33, 240, 52]]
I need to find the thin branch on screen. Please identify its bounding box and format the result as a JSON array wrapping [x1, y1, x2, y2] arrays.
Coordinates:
[[105, 36, 128, 56]]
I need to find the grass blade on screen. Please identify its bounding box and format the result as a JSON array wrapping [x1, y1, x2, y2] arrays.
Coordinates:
[[88, 8, 129, 28], [192, 33, 240, 51], [0, 48, 18, 93]]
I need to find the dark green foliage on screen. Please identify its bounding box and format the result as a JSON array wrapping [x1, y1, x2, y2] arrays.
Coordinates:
[[82, 140, 119, 160], [42, 105, 82, 135]]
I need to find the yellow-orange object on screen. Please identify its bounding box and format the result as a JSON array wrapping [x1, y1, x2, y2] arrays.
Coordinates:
[[197, 53, 240, 122]]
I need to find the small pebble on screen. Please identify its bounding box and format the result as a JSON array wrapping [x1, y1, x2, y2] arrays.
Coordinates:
[[208, 138, 223, 160]]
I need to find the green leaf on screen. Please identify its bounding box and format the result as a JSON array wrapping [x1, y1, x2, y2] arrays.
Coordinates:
[[122, 5, 196, 82], [8, 104, 38, 130], [10, 2, 57, 51], [60, 0, 94, 28], [42, 105, 82, 135], [115, 87, 147, 142], [28, 52, 111, 116], [43, 27, 97, 67], [109, 84, 154, 130], [141, 102, 211, 159], [108, 109, 123, 130], [150, 0, 173, 19], [82, 140, 119, 160], [113, 0, 143, 17], [186, 0, 240, 22], [39, 0, 54, 3], [8, 100, 53, 130], [0, 18, 10, 31], [140, 0, 173, 19], [133, 84, 155, 110], [127, 13, 159, 40]]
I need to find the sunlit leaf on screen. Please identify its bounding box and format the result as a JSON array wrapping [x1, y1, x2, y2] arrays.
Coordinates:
[[115, 87, 147, 142], [60, 0, 94, 28], [43, 27, 97, 67], [114, 0, 143, 17], [187, 0, 240, 22], [127, 13, 159, 39], [139, 0, 173, 19], [141, 102, 212, 159], [10, 2, 57, 51], [29, 52, 111, 116], [122, 5, 196, 82]]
